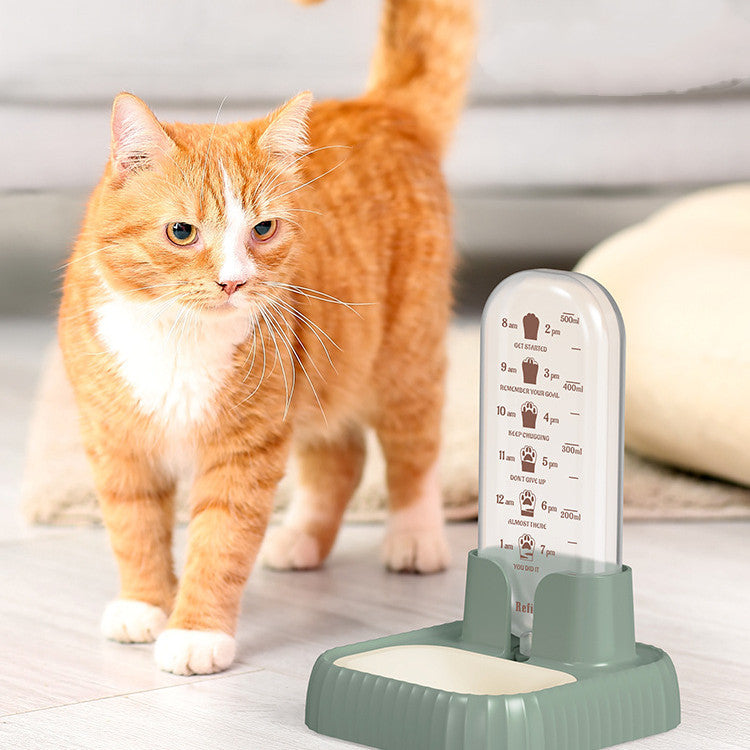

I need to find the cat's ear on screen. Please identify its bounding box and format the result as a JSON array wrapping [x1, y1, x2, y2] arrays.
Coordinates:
[[258, 91, 313, 160], [110, 93, 174, 177]]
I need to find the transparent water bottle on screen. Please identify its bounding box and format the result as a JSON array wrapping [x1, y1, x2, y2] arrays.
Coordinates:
[[477, 270, 624, 651]]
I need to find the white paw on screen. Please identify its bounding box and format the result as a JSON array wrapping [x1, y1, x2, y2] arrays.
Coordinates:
[[382, 527, 451, 574], [261, 525, 323, 570], [101, 599, 167, 643], [154, 628, 236, 675]]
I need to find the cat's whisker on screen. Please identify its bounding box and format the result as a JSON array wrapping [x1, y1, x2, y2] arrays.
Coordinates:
[[143, 293, 186, 328], [249, 143, 347, 206], [284, 206, 323, 217], [258, 308, 291, 417], [241, 318, 258, 377], [279, 216, 304, 233], [176, 303, 199, 357], [261, 306, 298, 418], [278, 144, 351, 175], [258, 309, 285, 385], [263, 296, 328, 380], [144, 293, 180, 322], [56, 243, 120, 271], [271, 158, 348, 201], [241, 322, 259, 383], [262, 305, 302, 413], [263, 280, 367, 306], [240, 310, 263, 380], [254, 165, 288, 207], [145, 297, 179, 323], [179, 304, 198, 349], [262, 281, 373, 317], [169, 307, 189, 359], [266, 297, 334, 364], [250, 152, 274, 208], [258, 145, 352, 198], [137, 282, 185, 290], [257, 315, 269, 385], [163, 301, 191, 351], [132, 281, 187, 294], [265, 294, 340, 350], [262, 293, 340, 371], [263, 302, 328, 426], [238, 316, 268, 406], [199, 95, 229, 212], [57, 286, 182, 325]]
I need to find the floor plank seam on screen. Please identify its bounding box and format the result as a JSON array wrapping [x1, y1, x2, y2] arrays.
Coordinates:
[[0, 529, 95, 548], [255, 664, 315, 682], [0, 665, 268, 719]]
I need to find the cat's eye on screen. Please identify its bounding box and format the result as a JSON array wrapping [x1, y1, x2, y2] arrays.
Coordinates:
[[166, 222, 198, 246], [251, 219, 278, 241]]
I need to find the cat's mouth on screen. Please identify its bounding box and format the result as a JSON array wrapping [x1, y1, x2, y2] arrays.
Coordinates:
[[203, 293, 253, 315]]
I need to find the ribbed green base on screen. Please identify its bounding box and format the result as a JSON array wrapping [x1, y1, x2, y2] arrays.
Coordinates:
[[305, 555, 680, 750], [306, 623, 678, 750]]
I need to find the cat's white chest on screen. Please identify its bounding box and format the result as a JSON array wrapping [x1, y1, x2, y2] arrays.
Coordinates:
[[95, 294, 252, 430]]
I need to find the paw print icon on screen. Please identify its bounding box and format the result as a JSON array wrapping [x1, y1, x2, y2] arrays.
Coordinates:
[[518, 534, 535, 561], [521, 401, 538, 429], [520, 445, 537, 473], [519, 490, 536, 517]]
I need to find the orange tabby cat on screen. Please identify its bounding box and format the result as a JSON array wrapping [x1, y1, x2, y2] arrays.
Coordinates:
[[59, 0, 475, 675]]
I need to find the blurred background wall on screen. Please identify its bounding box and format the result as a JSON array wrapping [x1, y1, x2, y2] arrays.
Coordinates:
[[1, 0, 749, 315]]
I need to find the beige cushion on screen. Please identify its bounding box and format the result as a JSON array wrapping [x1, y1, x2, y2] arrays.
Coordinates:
[[575, 184, 750, 486]]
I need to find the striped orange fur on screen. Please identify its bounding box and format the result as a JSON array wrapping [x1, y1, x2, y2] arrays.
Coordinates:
[[59, 0, 476, 674]]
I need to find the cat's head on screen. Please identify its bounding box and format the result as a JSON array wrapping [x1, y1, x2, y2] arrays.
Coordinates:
[[88, 91, 313, 316]]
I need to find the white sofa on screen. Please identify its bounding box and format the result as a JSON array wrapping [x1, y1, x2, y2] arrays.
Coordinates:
[[2, 0, 749, 313]]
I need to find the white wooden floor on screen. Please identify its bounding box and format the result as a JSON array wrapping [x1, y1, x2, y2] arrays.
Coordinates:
[[1, 321, 749, 749], [2, 521, 748, 749]]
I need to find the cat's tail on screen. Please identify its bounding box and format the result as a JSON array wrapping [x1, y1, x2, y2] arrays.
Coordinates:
[[366, 0, 476, 154], [297, 0, 477, 156]]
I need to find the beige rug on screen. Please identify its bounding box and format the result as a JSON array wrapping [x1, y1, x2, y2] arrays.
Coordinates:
[[21, 323, 750, 526]]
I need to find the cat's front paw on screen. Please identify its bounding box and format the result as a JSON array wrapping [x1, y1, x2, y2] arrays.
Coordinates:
[[101, 599, 168, 643], [382, 527, 451, 574], [261, 525, 323, 570], [154, 628, 236, 675]]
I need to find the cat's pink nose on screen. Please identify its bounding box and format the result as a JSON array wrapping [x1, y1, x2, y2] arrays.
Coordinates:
[[217, 279, 247, 296]]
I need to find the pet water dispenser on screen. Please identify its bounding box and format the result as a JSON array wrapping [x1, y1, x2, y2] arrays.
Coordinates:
[[305, 270, 680, 750]]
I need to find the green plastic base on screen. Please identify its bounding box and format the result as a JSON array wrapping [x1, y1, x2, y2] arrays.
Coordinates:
[[305, 552, 680, 750]]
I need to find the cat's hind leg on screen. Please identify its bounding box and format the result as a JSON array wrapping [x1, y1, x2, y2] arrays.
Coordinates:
[[261, 423, 366, 570], [373, 337, 450, 574]]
